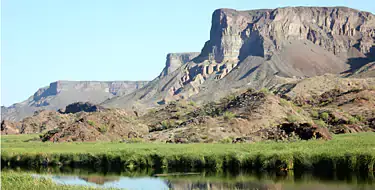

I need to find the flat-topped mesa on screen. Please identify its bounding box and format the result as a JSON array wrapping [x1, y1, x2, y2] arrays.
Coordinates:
[[159, 52, 200, 77], [198, 6, 375, 63], [33, 80, 148, 102], [2, 80, 149, 121]]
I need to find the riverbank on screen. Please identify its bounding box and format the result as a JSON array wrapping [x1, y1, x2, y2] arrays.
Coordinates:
[[1, 133, 375, 172], [1, 171, 119, 190]]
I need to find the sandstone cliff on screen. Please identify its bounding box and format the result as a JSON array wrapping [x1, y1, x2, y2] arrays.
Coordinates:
[[102, 6, 375, 110], [1, 81, 148, 121], [159, 52, 200, 77]]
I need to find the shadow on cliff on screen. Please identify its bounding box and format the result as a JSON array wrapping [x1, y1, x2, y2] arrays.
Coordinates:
[[344, 45, 375, 73], [239, 25, 265, 62]]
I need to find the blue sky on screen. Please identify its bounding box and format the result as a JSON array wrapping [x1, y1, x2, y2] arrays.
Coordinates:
[[1, 0, 374, 106]]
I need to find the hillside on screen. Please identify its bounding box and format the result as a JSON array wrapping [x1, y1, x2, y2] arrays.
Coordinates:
[[102, 6, 375, 111], [3, 75, 374, 143], [1, 81, 148, 121]]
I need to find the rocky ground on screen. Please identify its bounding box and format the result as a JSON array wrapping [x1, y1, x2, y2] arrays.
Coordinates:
[[2, 75, 374, 143]]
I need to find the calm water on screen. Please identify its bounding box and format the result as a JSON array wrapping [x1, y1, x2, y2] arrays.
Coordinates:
[[3, 167, 375, 190]]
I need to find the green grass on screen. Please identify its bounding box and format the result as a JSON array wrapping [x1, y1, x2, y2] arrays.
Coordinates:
[[1, 171, 118, 190], [2, 133, 375, 172], [223, 111, 236, 120]]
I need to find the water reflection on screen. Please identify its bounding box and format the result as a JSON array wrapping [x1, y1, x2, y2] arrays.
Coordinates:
[[3, 166, 375, 190]]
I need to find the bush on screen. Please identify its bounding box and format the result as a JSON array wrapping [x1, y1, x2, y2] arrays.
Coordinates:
[[87, 120, 95, 126], [223, 111, 236, 121], [286, 114, 299, 123], [98, 125, 108, 134], [348, 116, 359, 124], [259, 88, 272, 95], [219, 137, 233, 143], [161, 120, 175, 129], [310, 110, 319, 118], [320, 112, 330, 121], [220, 94, 236, 104], [354, 115, 365, 122], [279, 98, 290, 107], [126, 138, 144, 143], [314, 119, 327, 127], [188, 101, 197, 107], [202, 102, 222, 117], [148, 108, 157, 114]]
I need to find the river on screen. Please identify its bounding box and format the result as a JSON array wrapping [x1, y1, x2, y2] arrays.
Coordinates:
[[2, 167, 375, 190]]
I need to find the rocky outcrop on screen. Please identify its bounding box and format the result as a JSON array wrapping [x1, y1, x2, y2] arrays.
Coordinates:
[[58, 102, 105, 114], [198, 7, 375, 63], [278, 123, 332, 140], [39, 109, 148, 142], [2, 81, 148, 121], [1, 120, 20, 135], [103, 7, 375, 110], [159, 53, 200, 77]]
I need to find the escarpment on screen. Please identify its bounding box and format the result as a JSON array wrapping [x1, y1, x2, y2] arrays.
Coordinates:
[[3, 7, 375, 121], [199, 7, 375, 62], [103, 7, 375, 109], [2, 81, 148, 121]]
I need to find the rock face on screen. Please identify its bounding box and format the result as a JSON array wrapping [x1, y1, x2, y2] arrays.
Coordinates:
[[58, 102, 105, 114], [103, 6, 375, 110], [159, 53, 200, 77], [198, 7, 375, 63], [2, 81, 148, 121], [1, 120, 20, 135]]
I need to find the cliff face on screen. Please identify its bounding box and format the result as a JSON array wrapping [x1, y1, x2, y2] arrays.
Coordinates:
[[103, 7, 375, 110], [159, 53, 200, 77], [199, 7, 375, 63], [2, 81, 148, 121]]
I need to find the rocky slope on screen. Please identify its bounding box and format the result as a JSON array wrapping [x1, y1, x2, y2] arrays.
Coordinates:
[[4, 76, 374, 143], [1, 81, 148, 121], [159, 53, 200, 77], [102, 6, 375, 111]]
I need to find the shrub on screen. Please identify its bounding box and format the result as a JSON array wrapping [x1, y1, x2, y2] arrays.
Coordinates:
[[279, 98, 290, 107], [348, 116, 359, 124], [219, 137, 233, 143], [161, 120, 175, 129], [175, 112, 182, 118], [354, 115, 365, 122], [220, 94, 236, 104], [259, 88, 271, 95], [223, 111, 236, 121], [320, 112, 330, 121], [202, 102, 222, 117], [98, 125, 108, 134], [296, 108, 303, 114], [126, 138, 144, 143], [87, 120, 95, 126], [286, 114, 299, 123], [188, 101, 197, 106], [314, 119, 327, 127], [148, 108, 157, 114], [310, 110, 319, 118]]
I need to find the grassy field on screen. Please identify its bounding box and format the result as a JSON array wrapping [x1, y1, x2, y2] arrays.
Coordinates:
[[1, 171, 119, 190], [1, 133, 375, 172]]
